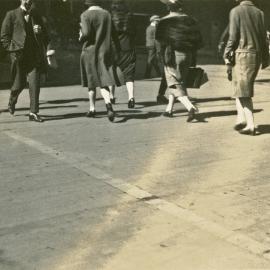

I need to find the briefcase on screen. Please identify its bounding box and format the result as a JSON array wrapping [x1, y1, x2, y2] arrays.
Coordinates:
[[186, 67, 208, 88]]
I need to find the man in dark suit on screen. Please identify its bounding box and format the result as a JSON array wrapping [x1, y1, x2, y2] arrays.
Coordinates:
[[1, 0, 50, 122]]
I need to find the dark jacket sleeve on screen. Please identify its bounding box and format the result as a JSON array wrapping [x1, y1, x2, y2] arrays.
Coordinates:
[[0, 11, 13, 51], [260, 11, 269, 69], [224, 9, 239, 63]]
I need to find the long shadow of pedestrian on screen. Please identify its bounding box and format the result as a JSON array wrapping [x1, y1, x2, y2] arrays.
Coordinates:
[[255, 79, 270, 83], [192, 97, 232, 103], [114, 110, 162, 123], [45, 98, 102, 104], [136, 101, 165, 108], [0, 105, 77, 114], [257, 125, 270, 135], [41, 112, 89, 121], [195, 109, 263, 123]]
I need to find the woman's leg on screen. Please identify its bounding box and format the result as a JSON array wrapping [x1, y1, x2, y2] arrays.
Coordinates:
[[100, 86, 115, 122], [126, 81, 134, 100], [235, 98, 246, 125], [240, 97, 255, 130], [127, 81, 135, 108], [165, 94, 175, 112], [163, 93, 174, 117], [109, 86, 115, 100], [177, 96, 197, 111]]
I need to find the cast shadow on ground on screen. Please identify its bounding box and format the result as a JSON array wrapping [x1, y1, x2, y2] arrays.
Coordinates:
[[192, 97, 232, 103], [0, 105, 77, 114], [42, 110, 150, 122], [256, 125, 270, 135], [134, 101, 159, 108], [197, 109, 263, 122], [41, 112, 89, 121], [114, 110, 162, 123], [44, 98, 102, 104], [255, 79, 270, 83]]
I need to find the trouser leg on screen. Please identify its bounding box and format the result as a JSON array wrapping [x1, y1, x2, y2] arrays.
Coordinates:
[[152, 57, 161, 76], [158, 72, 167, 96], [28, 68, 41, 113], [9, 89, 23, 106], [145, 49, 155, 78]]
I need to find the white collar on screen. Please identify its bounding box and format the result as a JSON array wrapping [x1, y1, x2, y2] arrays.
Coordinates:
[[88, 6, 103, 11], [20, 5, 27, 12]]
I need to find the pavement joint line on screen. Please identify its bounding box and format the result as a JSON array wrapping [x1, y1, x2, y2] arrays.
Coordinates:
[[4, 130, 270, 262]]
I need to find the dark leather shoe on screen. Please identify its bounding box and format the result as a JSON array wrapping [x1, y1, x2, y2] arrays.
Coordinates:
[[128, 98, 135, 108], [163, 111, 173, 118], [157, 95, 168, 104], [106, 103, 115, 122], [238, 128, 256, 136], [86, 110, 96, 118], [187, 108, 197, 122], [110, 98, 116, 104], [8, 103, 15, 115], [29, 113, 44, 123], [234, 122, 246, 131]]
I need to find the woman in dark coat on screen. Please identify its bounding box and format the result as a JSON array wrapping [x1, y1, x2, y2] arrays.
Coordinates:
[[110, 0, 136, 108], [79, 0, 124, 121], [156, 0, 203, 121]]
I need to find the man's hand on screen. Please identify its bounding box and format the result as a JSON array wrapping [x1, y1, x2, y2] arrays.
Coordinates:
[[33, 25, 42, 34]]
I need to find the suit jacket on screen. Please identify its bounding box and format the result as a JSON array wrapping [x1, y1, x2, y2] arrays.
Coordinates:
[[0, 7, 49, 71], [224, 1, 269, 68]]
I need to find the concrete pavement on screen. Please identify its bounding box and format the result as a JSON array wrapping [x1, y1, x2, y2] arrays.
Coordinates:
[[1, 65, 270, 269]]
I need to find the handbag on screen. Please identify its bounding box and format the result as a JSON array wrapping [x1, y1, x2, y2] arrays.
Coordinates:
[[186, 67, 208, 88]]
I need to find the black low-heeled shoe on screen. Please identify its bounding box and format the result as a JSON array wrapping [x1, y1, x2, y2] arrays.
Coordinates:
[[234, 122, 246, 131], [86, 110, 96, 118], [163, 111, 173, 118], [110, 98, 116, 104], [106, 103, 115, 122], [8, 103, 15, 115], [238, 128, 256, 136], [29, 113, 44, 123], [128, 98, 135, 108], [187, 108, 197, 122]]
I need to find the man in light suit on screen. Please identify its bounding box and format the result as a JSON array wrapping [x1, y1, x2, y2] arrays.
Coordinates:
[[1, 0, 50, 122]]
